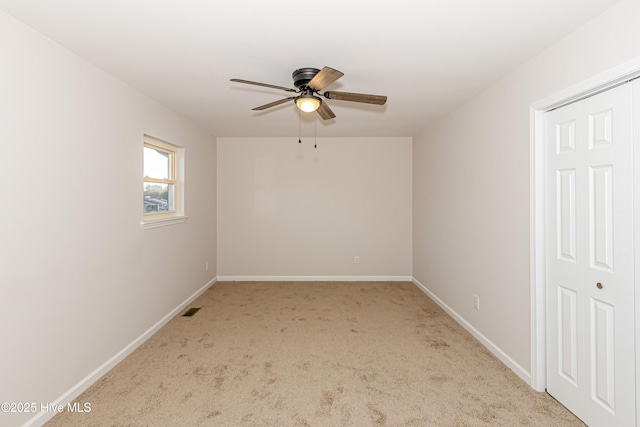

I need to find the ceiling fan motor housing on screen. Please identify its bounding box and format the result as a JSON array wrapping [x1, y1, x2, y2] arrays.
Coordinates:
[[292, 67, 321, 89]]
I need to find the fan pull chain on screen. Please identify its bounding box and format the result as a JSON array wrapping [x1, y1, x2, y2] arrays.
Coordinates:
[[298, 110, 301, 143], [314, 117, 317, 148]]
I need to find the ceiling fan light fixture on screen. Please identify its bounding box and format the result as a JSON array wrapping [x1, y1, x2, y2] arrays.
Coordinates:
[[231, 66, 387, 121], [296, 95, 321, 113]]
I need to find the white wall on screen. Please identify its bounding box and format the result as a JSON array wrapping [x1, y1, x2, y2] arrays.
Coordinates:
[[218, 137, 412, 278], [0, 11, 216, 426], [413, 0, 640, 378]]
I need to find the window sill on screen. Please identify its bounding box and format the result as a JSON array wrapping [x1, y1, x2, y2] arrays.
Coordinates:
[[140, 215, 188, 230]]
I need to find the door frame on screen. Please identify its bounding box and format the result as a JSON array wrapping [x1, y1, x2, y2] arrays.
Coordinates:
[[530, 57, 640, 421]]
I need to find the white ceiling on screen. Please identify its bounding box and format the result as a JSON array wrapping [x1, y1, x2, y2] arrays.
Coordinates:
[[0, 0, 621, 137]]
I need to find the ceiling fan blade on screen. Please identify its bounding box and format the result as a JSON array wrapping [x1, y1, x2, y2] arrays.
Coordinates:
[[252, 97, 296, 111], [231, 79, 297, 93], [324, 91, 387, 105], [307, 66, 344, 91], [316, 101, 336, 120]]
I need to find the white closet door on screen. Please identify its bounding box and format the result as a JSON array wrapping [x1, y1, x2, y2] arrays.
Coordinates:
[[545, 83, 634, 426]]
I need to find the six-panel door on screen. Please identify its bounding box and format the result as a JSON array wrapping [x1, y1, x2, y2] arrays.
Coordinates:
[[545, 83, 635, 426]]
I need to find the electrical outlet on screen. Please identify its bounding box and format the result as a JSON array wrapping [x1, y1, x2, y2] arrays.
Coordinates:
[[474, 295, 480, 310], [206, 261, 209, 272], [354, 256, 360, 264]]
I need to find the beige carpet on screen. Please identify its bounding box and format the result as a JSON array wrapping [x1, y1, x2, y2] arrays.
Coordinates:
[[46, 281, 582, 426]]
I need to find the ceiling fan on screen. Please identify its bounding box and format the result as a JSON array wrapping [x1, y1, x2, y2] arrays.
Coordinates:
[[230, 66, 387, 120]]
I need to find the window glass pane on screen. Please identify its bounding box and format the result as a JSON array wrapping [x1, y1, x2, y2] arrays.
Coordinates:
[[143, 183, 174, 213], [144, 146, 171, 180]]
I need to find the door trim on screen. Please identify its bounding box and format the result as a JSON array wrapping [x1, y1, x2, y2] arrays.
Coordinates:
[[530, 56, 640, 400]]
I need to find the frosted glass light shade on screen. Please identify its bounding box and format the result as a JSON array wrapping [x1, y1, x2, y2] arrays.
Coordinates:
[[296, 96, 321, 112]]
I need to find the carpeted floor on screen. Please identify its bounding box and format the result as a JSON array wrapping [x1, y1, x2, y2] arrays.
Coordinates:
[[46, 281, 583, 426]]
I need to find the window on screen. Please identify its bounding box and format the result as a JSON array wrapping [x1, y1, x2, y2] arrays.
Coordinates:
[[144, 142, 175, 214], [142, 135, 186, 228]]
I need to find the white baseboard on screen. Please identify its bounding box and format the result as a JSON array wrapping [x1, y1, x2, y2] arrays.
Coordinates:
[[216, 275, 413, 282], [411, 277, 531, 386], [24, 277, 217, 427]]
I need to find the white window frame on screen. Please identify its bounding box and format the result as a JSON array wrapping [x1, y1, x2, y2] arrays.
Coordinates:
[[141, 135, 187, 229]]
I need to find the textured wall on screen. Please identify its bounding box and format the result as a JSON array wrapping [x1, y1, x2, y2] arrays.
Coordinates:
[[413, 0, 640, 378], [0, 10, 217, 426], [217, 137, 412, 278]]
